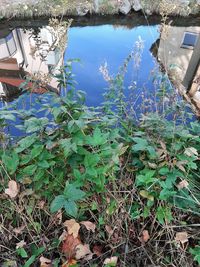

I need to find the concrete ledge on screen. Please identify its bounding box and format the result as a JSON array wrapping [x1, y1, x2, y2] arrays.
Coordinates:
[[0, 0, 200, 18]]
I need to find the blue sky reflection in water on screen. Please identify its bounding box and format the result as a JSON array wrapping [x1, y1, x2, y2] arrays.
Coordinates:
[[64, 24, 160, 107], [1, 23, 167, 137]]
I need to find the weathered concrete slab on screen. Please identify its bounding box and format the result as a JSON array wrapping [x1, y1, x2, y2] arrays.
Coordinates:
[[0, 0, 199, 18]]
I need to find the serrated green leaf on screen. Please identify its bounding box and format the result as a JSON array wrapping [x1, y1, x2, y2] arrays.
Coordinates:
[[50, 195, 65, 213], [31, 145, 44, 159], [22, 165, 37, 176], [64, 200, 78, 217], [2, 152, 19, 174], [64, 183, 85, 201], [15, 134, 37, 153]]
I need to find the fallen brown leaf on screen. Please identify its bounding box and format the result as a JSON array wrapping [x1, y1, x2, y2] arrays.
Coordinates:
[[39, 256, 52, 267], [5, 180, 19, 198], [105, 225, 114, 237], [63, 219, 80, 238], [13, 225, 25, 235], [104, 256, 118, 266], [175, 232, 188, 245], [22, 177, 32, 185], [61, 233, 81, 259], [177, 180, 189, 190], [81, 221, 96, 233], [160, 141, 167, 151], [75, 244, 93, 260], [184, 147, 198, 157], [93, 244, 103, 256], [55, 210, 62, 225], [62, 259, 77, 267], [141, 230, 150, 243], [38, 200, 46, 209], [16, 240, 26, 249], [176, 161, 186, 173]]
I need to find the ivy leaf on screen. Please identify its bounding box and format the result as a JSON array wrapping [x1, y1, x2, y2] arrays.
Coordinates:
[[50, 195, 66, 213]]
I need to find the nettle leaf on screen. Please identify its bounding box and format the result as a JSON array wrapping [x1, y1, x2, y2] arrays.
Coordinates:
[[165, 170, 181, 188], [59, 138, 77, 158], [1, 113, 16, 121], [156, 206, 173, 225], [159, 167, 170, 175], [37, 160, 50, 169], [136, 170, 156, 186], [22, 165, 37, 176], [159, 188, 177, 200], [64, 183, 86, 201], [2, 151, 19, 174], [132, 137, 148, 152], [15, 134, 37, 153], [24, 117, 49, 133], [33, 169, 45, 181], [50, 195, 66, 213], [64, 200, 78, 217], [84, 153, 100, 167], [20, 154, 32, 165], [146, 146, 157, 158], [85, 128, 108, 146], [30, 145, 44, 159]]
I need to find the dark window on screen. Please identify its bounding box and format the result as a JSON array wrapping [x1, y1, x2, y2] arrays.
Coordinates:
[[181, 32, 199, 49]]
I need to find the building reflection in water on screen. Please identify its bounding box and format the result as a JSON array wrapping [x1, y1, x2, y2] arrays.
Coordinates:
[[0, 25, 66, 103], [153, 25, 200, 112]]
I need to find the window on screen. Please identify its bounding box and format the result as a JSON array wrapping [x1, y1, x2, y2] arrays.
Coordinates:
[[6, 33, 17, 56], [181, 32, 199, 49], [0, 32, 17, 60]]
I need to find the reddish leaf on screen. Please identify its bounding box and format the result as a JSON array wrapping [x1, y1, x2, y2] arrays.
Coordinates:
[[141, 230, 150, 243], [93, 245, 103, 256], [61, 233, 81, 259]]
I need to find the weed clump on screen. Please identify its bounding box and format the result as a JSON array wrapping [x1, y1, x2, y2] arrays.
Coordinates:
[[0, 51, 199, 266]]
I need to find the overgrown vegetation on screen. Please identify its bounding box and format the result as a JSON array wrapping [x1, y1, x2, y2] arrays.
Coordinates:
[[0, 46, 200, 266]]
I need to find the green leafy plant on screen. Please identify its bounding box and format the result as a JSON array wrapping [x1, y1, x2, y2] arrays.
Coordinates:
[[50, 182, 85, 217], [189, 245, 200, 265]]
